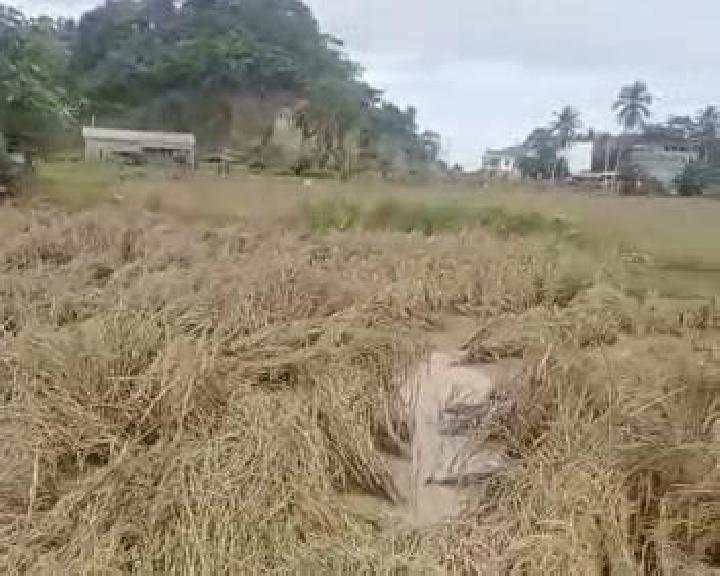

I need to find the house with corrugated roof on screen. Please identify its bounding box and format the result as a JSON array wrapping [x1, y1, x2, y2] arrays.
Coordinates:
[[82, 127, 196, 167]]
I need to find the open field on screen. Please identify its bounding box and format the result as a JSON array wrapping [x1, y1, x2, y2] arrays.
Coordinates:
[[37, 163, 720, 290], [0, 164, 718, 574]]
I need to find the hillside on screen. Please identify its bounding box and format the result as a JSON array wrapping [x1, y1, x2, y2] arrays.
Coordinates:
[[0, 1, 441, 175]]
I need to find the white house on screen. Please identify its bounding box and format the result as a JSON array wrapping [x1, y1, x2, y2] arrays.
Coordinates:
[[481, 146, 526, 177], [558, 141, 593, 176], [82, 127, 196, 167]]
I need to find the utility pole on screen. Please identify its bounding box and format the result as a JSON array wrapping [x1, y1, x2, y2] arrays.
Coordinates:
[[604, 137, 611, 190]]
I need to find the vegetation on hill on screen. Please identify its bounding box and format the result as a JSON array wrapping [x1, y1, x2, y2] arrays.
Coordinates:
[[0, 1, 440, 175]]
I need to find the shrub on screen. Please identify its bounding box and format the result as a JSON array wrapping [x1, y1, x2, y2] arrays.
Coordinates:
[[675, 163, 708, 196]]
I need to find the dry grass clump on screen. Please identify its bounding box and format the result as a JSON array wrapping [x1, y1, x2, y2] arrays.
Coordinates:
[[0, 204, 461, 574], [463, 280, 718, 365], [450, 272, 720, 574], [0, 196, 584, 573]]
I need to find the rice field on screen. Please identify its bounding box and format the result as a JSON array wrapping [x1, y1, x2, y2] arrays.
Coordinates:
[[0, 164, 718, 574]]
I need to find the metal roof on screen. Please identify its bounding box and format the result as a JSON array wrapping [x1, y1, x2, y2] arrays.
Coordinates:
[[82, 127, 195, 149], [484, 145, 528, 158]]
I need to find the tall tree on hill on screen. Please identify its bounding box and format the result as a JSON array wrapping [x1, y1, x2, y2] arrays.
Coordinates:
[[70, 0, 361, 117], [613, 81, 653, 133], [551, 105, 581, 147], [293, 76, 373, 170]]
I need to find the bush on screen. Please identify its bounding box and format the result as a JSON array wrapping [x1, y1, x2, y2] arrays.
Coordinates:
[[675, 163, 708, 196], [302, 196, 567, 238]]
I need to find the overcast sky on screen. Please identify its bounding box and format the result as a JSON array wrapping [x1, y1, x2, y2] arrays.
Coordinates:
[[11, 0, 720, 167]]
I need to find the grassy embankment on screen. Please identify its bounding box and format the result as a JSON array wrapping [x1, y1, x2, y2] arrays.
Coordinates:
[[0, 163, 717, 574]]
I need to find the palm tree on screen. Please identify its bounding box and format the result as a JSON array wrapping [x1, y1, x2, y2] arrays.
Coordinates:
[[551, 106, 581, 147], [613, 81, 653, 132], [522, 127, 559, 179]]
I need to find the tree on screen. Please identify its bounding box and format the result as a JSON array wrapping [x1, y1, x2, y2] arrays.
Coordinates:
[[522, 127, 558, 179], [551, 106, 581, 147], [675, 162, 708, 196], [0, 4, 77, 148], [613, 81, 653, 132], [293, 76, 371, 170], [695, 105, 719, 163]]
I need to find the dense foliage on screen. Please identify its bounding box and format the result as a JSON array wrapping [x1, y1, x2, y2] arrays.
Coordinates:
[[0, 1, 438, 173], [72, 0, 350, 113], [674, 162, 720, 196], [0, 6, 77, 148]]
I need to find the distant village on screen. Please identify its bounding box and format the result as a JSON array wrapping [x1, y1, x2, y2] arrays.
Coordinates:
[[481, 81, 720, 196], [70, 80, 720, 197]]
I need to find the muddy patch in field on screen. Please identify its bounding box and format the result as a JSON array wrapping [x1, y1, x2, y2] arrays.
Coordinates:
[[390, 353, 522, 526]]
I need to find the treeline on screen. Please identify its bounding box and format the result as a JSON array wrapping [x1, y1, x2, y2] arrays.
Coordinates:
[[518, 81, 720, 183], [0, 1, 442, 175]]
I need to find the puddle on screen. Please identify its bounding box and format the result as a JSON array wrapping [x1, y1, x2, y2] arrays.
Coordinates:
[[390, 352, 520, 526]]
